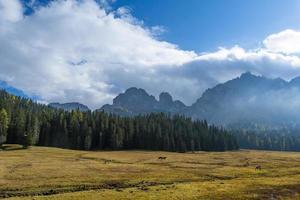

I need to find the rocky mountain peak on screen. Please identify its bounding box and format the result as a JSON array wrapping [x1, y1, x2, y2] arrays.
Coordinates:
[[100, 88, 186, 116], [159, 92, 173, 105], [112, 87, 156, 107]]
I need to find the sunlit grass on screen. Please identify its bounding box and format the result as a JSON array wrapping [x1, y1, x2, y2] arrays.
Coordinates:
[[1, 144, 300, 199]]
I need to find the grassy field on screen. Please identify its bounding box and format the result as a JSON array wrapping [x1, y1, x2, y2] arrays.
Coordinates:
[[1, 145, 300, 200]]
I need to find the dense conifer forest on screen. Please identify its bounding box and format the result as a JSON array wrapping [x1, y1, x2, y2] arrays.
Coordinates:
[[0, 90, 238, 152], [234, 130, 300, 152]]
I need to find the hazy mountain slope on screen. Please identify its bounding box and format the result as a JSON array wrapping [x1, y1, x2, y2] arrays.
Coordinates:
[[100, 72, 300, 130], [4, 72, 300, 130], [48, 102, 90, 112], [0, 81, 33, 99], [188, 72, 300, 128]]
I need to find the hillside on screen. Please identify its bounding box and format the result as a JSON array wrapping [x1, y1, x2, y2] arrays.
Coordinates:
[[1, 145, 300, 200], [0, 81, 32, 99]]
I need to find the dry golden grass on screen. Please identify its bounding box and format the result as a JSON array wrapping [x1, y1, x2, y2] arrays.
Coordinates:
[[1, 144, 300, 199]]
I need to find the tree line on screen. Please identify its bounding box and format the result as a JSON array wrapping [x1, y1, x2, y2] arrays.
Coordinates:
[[234, 130, 300, 152], [0, 90, 238, 152]]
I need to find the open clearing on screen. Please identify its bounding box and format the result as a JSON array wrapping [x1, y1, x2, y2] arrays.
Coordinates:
[[1, 145, 300, 200]]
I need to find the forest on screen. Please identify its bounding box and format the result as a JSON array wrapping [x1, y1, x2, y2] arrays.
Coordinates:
[[0, 90, 238, 152], [234, 130, 300, 151], [2, 88, 300, 152]]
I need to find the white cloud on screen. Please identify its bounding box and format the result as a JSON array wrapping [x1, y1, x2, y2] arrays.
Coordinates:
[[0, 0, 197, 108], [263, 29, 300, 54], [1, 0, 300, 109], [0, 0, 23, 22]]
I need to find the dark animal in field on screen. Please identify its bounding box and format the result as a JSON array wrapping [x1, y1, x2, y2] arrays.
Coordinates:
[[255, 165, 262, 170], [158, 157, 167, 160], [104, 159, 113, 164]]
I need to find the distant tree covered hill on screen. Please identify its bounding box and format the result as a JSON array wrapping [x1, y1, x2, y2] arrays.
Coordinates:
[[48, 102, 90, 112], [0, 81, 33, 99], [0, 90, 238, 152]]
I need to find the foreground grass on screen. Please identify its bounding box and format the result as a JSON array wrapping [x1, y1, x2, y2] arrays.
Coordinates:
[[1, 145, 300, 199]]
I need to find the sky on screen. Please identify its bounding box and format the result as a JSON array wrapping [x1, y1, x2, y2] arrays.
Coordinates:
[[1, 0, 300, 109], [112, 0, 300, 52]]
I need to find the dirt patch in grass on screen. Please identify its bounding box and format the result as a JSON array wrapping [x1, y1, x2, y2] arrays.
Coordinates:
[[76, 154, 132, 165], [8, 163, 33, 173], [0, 180, 175, 198], [248, 183, 300, 200]]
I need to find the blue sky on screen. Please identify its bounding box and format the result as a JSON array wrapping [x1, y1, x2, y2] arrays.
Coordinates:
[[20, 0, 300, 52], [112, 0, 300, 52], [1, 0, 300, 108]]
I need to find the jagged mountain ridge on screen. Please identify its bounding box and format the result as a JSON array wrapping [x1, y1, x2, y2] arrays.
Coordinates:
[[188, 72, 291, 124], [100, 72, 300, 129], [3, 72, 300, 129], [189, 72, 300, 128], [100, 87, 186, 116]]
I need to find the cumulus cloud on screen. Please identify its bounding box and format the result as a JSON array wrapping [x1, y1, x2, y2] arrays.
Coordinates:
[[1, 0, 300, 109], [0, 0, 197, 108], [263, 29, 300, 54]]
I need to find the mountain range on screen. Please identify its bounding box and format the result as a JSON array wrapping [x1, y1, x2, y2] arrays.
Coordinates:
[[100, 72, 300, 130], [188, 72, 300, 128], [3, 72, 300, 130]]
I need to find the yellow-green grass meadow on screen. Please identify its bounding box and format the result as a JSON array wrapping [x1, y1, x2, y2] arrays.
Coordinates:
[[1, 144, 300, 199]]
